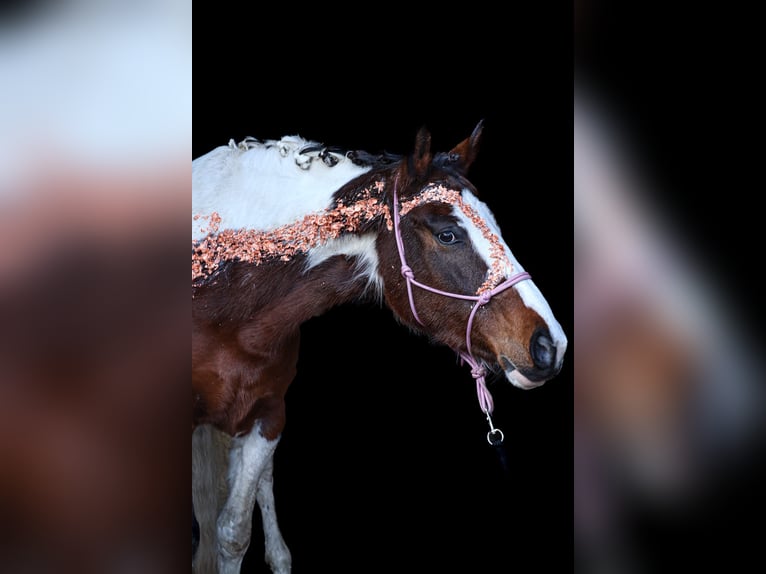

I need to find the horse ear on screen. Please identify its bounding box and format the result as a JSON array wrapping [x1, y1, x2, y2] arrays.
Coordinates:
[[447, 119, 484, 173], [409, 125, 432, 178]]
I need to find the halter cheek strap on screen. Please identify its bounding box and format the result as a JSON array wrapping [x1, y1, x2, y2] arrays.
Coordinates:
[[392, 180, 531, 444]]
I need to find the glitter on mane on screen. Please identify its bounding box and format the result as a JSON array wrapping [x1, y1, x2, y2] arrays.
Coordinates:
[[191, 123, 568, 574], [191, 180, 392, 282]]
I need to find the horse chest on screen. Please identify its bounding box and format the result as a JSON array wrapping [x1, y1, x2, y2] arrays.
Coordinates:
[[192, 317, 299, 437]]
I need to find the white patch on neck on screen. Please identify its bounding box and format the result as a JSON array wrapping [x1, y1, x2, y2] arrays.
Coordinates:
[[306, 234, 383, 296], [192, 136, 371, 241]]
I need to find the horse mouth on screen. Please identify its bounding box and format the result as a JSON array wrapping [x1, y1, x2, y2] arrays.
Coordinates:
[[500, 355, 547, 390]]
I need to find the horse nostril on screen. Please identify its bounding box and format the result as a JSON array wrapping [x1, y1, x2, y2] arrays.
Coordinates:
[[531, 327, 555, 371]]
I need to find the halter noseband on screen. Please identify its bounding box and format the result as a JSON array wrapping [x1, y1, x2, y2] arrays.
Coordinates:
[[392, 179, 531, 444]]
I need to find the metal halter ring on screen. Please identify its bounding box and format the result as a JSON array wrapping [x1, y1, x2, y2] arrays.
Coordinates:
[[487, 428, 505, 446], [485, 411, 505, 445]]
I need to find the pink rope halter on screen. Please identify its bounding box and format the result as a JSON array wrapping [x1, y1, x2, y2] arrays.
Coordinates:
[[391, 178, 531, 444]]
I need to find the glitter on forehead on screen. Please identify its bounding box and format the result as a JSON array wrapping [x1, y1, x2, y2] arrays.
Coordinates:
[[192, 181, 392, 282], [399, 184, 514, 294]]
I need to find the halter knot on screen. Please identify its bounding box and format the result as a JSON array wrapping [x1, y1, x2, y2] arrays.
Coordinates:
[[470, 363, 487, 380], [477, 291, 492, 306], [400, 265, 415, 280]]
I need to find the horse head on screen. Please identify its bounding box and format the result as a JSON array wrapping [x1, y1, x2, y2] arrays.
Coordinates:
[[375, 121, 568, 390]]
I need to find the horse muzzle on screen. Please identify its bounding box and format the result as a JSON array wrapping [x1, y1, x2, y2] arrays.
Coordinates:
[[500, 326, 568, 390]]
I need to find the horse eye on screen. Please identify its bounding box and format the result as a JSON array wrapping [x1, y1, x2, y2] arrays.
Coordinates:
[[436, 230, 459, 245]]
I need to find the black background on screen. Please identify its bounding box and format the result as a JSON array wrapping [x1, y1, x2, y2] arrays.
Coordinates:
[[194, 8, 573, 573]]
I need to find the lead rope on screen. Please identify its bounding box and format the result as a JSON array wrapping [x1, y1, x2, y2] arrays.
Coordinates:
[[391, 177, 531, 451]]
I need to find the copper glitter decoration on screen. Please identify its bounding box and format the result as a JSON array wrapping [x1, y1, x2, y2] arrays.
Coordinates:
[[192, 183, 391, 282], [400, 184, 514, 294]]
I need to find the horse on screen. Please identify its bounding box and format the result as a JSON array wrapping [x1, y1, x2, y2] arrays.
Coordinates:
[[191, 121, 568, 574]]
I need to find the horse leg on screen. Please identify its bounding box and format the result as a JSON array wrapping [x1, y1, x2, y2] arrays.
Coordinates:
[[217, 424, 290, 574], [192, 501, 199, 558], [192, 424, 232, 574], [255, 452, 291, 572]]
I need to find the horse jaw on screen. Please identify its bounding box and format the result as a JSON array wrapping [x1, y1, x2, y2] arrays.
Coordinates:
[[500, 359, 549, 390]]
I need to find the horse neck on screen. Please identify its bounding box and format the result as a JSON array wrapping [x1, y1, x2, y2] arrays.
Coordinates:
[[192, 145, 398, 329], [193, 165, 394, 291], [193, 174, 394, 326]]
